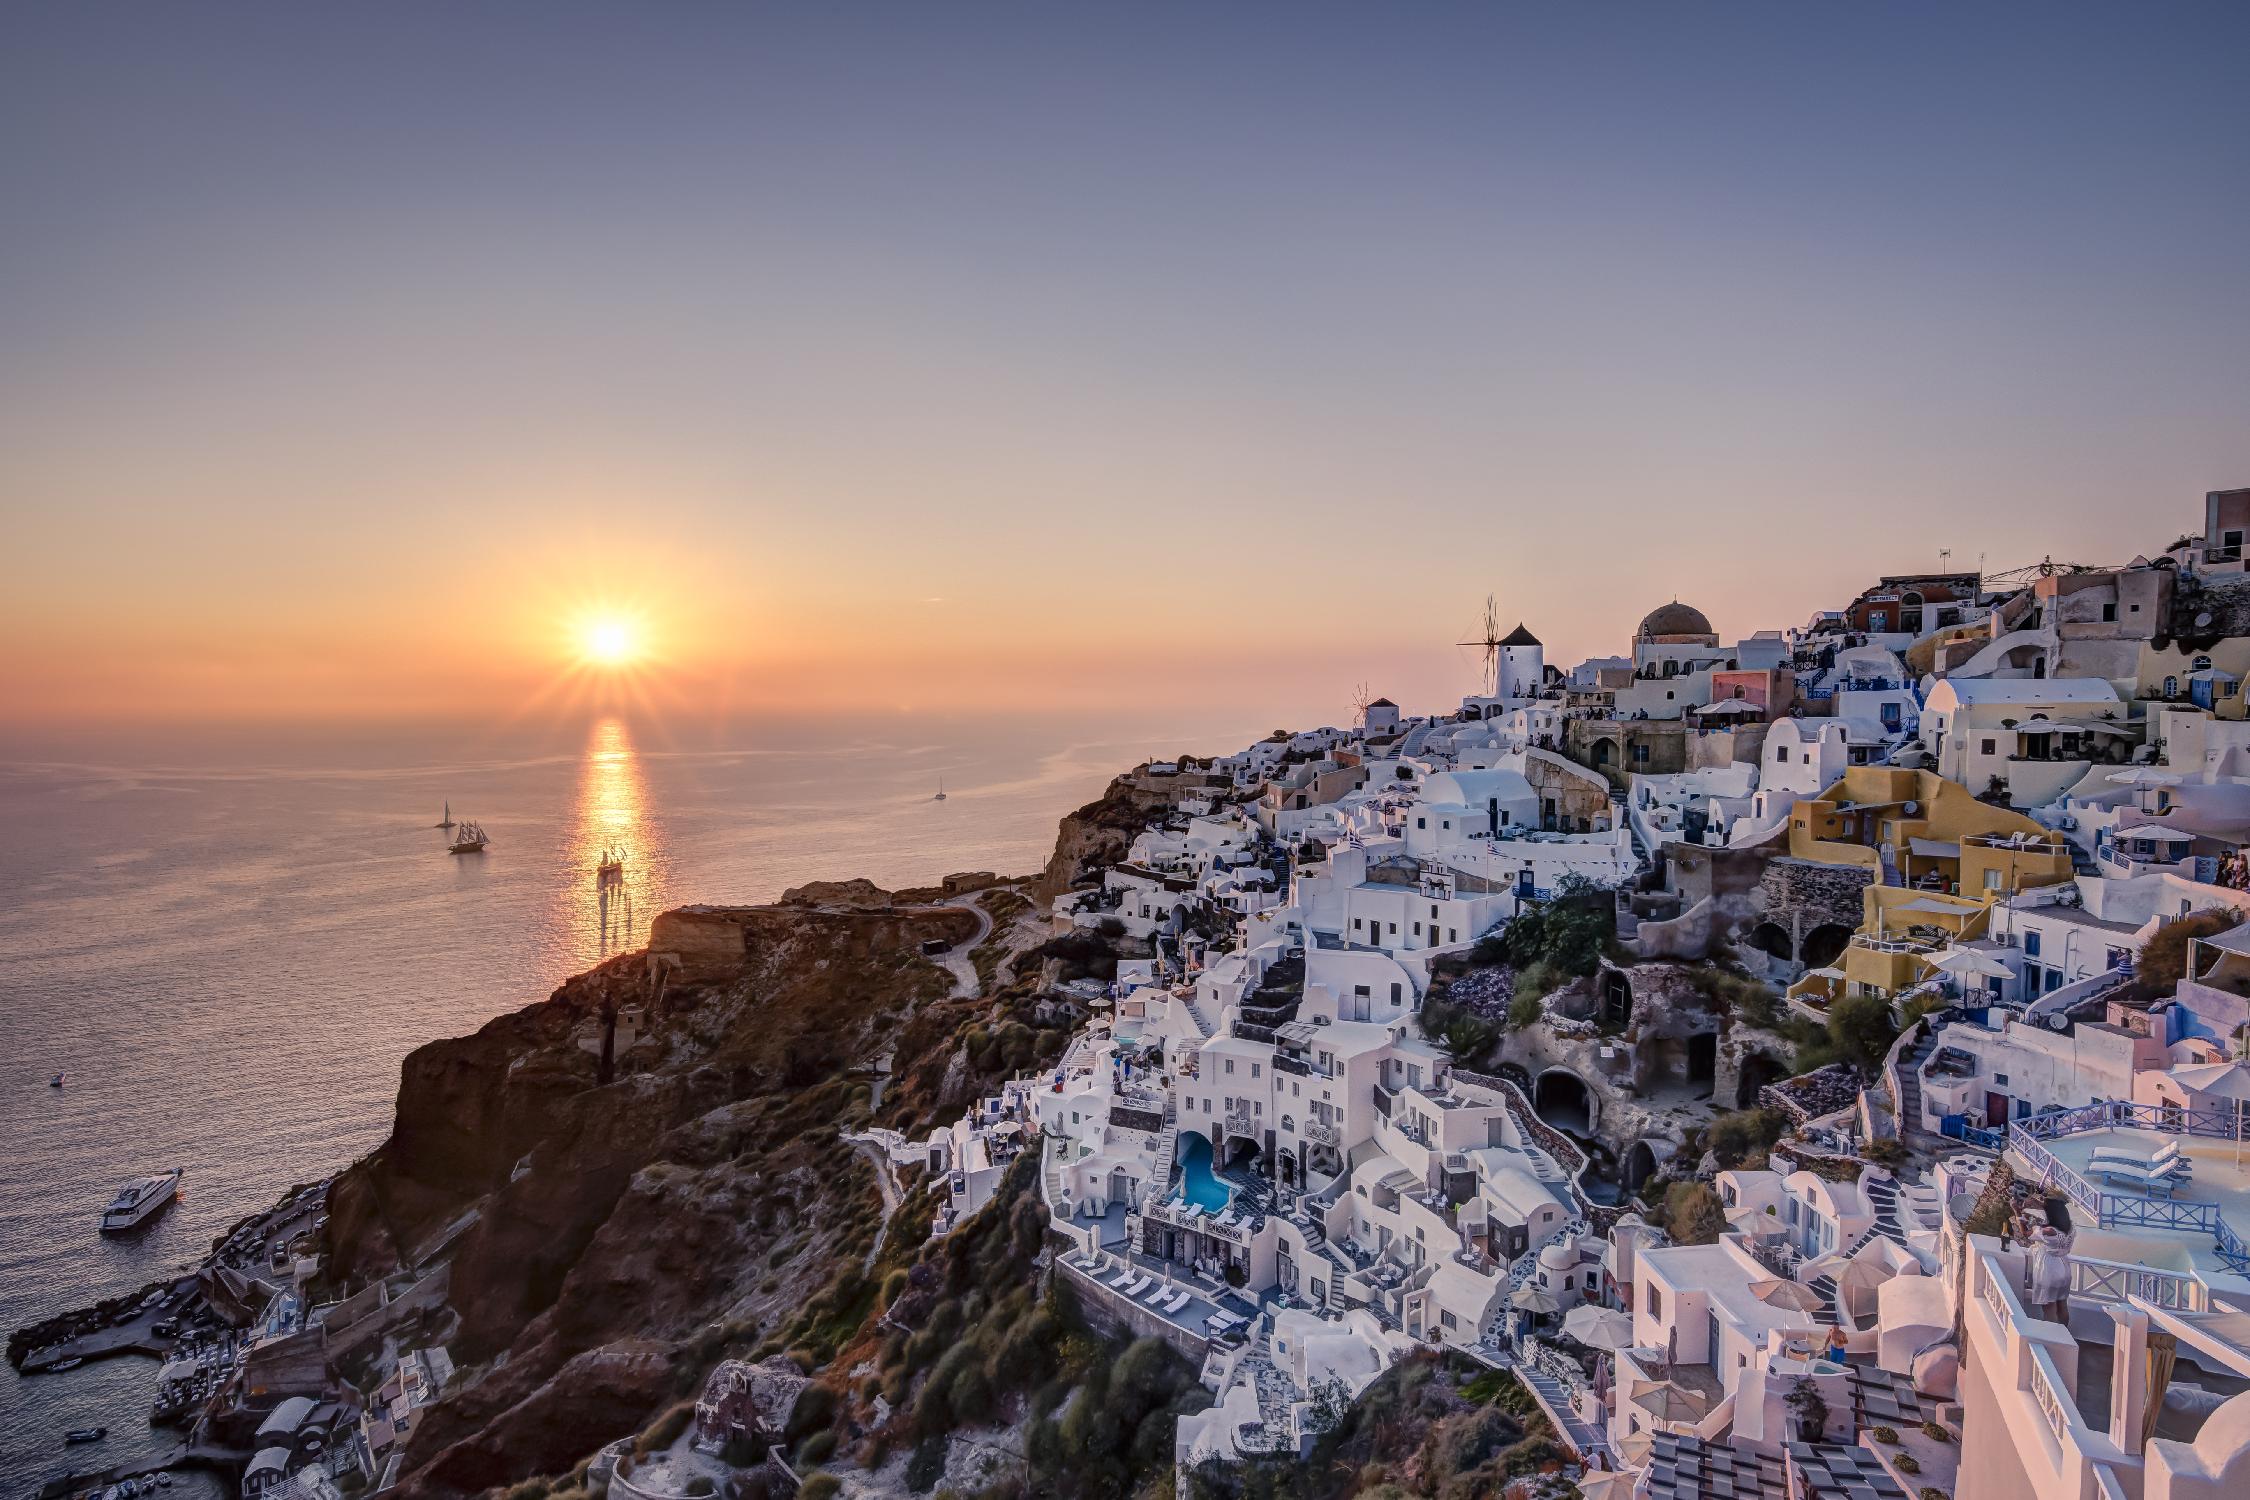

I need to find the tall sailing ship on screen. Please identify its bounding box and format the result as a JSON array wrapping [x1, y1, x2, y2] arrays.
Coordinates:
[[448, 820, 489, 854]]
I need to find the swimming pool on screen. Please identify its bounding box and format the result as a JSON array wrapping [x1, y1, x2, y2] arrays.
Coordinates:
[[1174, 1132, 1233, 1212]]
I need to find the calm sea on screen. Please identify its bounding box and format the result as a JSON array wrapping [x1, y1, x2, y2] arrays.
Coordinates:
[[0, 713, 1236, 1494]]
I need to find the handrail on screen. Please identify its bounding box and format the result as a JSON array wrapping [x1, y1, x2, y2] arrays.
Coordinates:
[[2009, 1112, 2250, 1273]]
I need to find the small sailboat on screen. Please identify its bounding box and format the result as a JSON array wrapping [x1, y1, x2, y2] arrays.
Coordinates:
[[50, 1071, 65, 1088], [933, 777, 947, 802], [436, 801, 456, 830], [448, 820, 489, 855], [596, 842, 625, 883]]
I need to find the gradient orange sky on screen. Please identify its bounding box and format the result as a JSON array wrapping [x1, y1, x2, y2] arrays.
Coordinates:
[[4, 6, 2246, 732]]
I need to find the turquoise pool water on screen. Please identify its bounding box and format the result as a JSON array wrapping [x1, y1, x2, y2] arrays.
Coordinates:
[[1174, 1132, 1233, 1212]]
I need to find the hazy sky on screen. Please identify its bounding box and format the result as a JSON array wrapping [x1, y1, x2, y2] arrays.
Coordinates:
[[4, 3, 2247, 731]]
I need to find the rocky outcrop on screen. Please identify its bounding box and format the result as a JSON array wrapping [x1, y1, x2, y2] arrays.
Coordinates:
[[321, 899, 974, 1498], [1037, 776, 1188, 898]]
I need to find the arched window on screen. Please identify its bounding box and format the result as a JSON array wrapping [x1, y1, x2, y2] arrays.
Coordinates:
[[2194, 655, 2214, 672]]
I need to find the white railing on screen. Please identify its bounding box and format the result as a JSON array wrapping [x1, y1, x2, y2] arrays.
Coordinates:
[[2029, 1342, 2071, 1445], [2068, 1254, 2210, 1312]]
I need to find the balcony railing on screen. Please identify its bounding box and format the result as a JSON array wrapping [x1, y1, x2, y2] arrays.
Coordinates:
[[2068, 1253, 2210, 1311], [2010, 1104, 2250, 1272]]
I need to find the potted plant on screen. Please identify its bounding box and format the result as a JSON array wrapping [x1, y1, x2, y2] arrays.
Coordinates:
[[1785, 1378, 1830, 1443]]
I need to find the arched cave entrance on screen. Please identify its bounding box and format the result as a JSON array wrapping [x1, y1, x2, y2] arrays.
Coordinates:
[[1622, 1139, 1659, 1193], [1534, 1069, 1595, 1136], [1735, 1051, 1790, 1110], [1601, 969, 1634, 1029], [1687, 1033, 1718, 1092], [1750, 922, 1793, 962], [1799, 923, 1854, 969]]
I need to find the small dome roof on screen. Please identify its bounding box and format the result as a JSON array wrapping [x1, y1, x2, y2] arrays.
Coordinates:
[[1501, 623, 1542, 647], [1638, 601, 1715, 639]]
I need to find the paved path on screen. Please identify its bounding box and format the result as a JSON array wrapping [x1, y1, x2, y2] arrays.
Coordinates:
[[847, 1135, 904, 1275], [933, 893, 996, 998]]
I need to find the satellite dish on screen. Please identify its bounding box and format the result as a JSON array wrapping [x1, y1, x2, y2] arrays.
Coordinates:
[[1902, 800, 1920, 816], [2047, 1013, 2069, 1031]]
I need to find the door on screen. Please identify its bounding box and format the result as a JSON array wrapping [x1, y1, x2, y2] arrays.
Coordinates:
[[1986, 1092, 2009, 1128]]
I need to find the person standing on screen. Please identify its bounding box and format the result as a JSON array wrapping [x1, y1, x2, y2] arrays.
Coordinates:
[[2023, 1196, 2076, 1324]]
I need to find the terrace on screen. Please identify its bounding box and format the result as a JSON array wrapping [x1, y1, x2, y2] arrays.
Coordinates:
[[2010, 1103, 2250, 1275]]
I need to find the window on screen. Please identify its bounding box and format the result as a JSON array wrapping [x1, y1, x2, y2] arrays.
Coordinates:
[[1441, 1310, 1458, 1330], [1413, 922, 1422, 937], [1250, 1063, 1260, 1079], [1648, 1285, 1662, 1319], [1774, 744, 1790, 762], [1390, 983, 1403, 1005], [1994, 1073, 2009, 1086], [1416, 817, 1426, 829], [1981, 738, 1997, 756], [2024, 931, 2041, 958], [2101, 602, 2117, 622], [1225, 1059, 1236, 1075], [1353, 918, 1363, 930]]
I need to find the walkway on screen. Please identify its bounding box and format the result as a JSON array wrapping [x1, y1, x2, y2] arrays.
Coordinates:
[[934, 893, 996, 998], [1518, 1361, 1610, 1461], [847, 1134, 904, 1275]]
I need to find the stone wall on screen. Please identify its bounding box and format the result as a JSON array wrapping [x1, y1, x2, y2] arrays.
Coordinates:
[[1754, 857, 1873, 961], [1056, 1257, 1211, 1365]]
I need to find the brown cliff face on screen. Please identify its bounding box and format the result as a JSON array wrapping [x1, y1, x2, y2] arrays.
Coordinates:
[[320, 899, 975, 1497], [1036, 775, 1182, 898]]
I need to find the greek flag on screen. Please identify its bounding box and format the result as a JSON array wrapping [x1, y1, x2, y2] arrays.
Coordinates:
[[1343, 826, 1366, 850]]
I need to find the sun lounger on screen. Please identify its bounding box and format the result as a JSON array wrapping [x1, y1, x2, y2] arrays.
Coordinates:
[[1162, 1290, 1191, 1313], [1107, 1266, 1135, 1288]]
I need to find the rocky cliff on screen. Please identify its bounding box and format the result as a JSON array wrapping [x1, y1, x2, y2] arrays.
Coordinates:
[[1036, 773, 1188, 898], [321, 898, 977, 1496]]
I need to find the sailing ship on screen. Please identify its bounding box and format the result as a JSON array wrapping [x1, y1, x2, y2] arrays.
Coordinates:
[[597, 842, 626, 882], [101, 1168, 183, 1233], [934, 777, 947, 802], [50, 1071, 65, 1088], [436, 801, 455, 829], [448, 821, 489, 854]]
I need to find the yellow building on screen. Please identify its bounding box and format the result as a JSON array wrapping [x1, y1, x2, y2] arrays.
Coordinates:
[[1784, 768, 2074, 1010]]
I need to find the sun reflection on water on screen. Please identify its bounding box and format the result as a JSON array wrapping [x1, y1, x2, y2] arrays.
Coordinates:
[[571, 717, 657, 958]]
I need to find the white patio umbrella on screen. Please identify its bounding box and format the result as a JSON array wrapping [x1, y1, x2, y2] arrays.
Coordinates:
[[1578, 1469, 1641, 1500], [1930, 948, 2012, 981], [2108, 767, 2182, 787], [1750, 1277, 1830, 1317], [1512, 1285, 1568, 1315], [1562, 1304, 1638, 1350], [1633, 1385, 1710, 1425]]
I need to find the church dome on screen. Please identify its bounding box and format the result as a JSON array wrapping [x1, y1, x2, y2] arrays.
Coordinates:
[[1638, 601, 1715, 640]]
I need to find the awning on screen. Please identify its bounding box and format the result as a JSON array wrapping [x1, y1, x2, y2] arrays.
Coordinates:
[[1907, 837, 1961, 859]]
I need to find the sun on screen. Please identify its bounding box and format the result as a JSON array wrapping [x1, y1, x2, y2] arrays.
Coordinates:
[[580, 617, 640, 667]]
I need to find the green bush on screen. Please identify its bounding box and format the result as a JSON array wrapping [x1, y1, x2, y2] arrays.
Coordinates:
[[1922, 1419, 1953, 1442], [1870, 1425, 1898, 1444], [1706, 1109, 1787, 1169], [1662, 1182, 1728, 1245], [1895, 1454, 1920, 1473], [1828, 991, 1899, 1074], [635, 1400, 696, 1456], [799, 1477, 842, 1500], [797, 1430, 836, 1466]]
